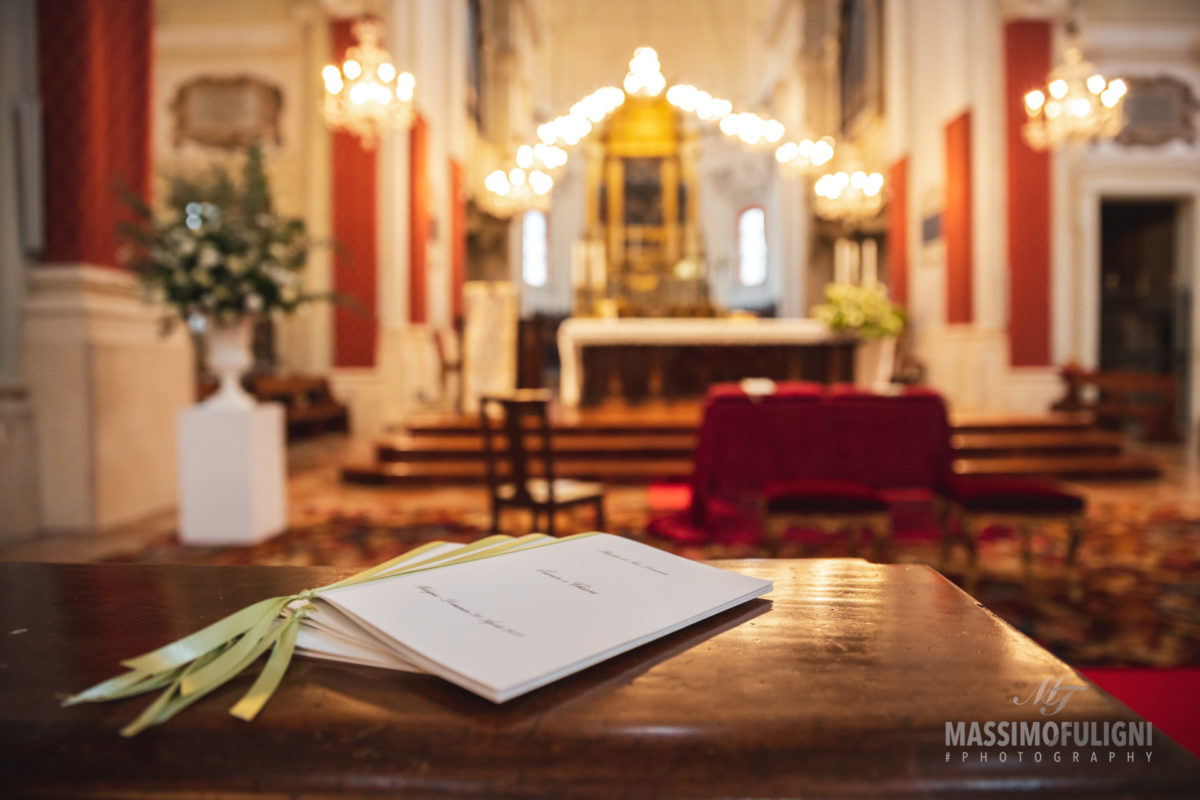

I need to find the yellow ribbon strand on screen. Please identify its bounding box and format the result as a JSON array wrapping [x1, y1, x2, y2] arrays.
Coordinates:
[[119, 646, 226, 737], [120, 595, 290, 674], [179, 597, 290, 696], [134, 614, 294, 734], [324, 539, 457, 586], [62, 667, 153, 706], [228, 611, 304, 722]]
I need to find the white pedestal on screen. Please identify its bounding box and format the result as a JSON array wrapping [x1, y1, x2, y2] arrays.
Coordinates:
[[178, 403, 286, 546]]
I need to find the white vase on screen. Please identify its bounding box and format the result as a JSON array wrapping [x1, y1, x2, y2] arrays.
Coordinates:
[[202, 317, 256, 411], [854, 337, 897, 393]]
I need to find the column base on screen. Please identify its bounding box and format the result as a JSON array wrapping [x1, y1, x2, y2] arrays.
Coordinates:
[[0, 385, 38, 543], [21, 265, 194, 534]]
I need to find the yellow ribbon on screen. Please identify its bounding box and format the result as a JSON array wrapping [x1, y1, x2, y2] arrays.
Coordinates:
[[64, 533, 601, 735]]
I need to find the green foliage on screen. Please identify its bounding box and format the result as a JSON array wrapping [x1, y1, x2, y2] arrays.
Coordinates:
[[118, 147, 318, 325], [811, 282, 906, 340]]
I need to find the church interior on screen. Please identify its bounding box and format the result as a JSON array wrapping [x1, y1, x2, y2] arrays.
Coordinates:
[[2, 0, 1200, 788]]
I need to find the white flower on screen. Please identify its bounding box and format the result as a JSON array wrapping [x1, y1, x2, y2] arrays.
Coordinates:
[[198, 243, 222, 270]]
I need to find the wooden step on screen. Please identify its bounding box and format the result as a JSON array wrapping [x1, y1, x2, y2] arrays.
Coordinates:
[[951, 429, 1126, 457], [405, 409, 1097, 437], [341, 458, 694, 486], [346, 405, 1159, 487], [404, 419, 698, 438], [375, 434, 696, 462], [949, 411, 1095, 434], [952, 453, 1162, 480]]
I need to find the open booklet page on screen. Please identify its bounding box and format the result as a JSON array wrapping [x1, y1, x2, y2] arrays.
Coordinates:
[[313, 533, 772, 702], [297, 536, 554, 671]]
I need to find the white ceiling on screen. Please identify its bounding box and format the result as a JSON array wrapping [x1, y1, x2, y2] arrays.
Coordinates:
[[540, 0, 777, 114]]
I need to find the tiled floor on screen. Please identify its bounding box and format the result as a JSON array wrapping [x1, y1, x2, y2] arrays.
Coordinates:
[[2, 433, 1196, 564]]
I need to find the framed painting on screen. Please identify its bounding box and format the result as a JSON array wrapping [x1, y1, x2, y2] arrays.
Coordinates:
[[171, 75, 283, 149]]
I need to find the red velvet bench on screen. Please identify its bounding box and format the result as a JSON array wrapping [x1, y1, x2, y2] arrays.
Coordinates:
[[691, 383, 1086, 566], [946, 475, 1086, 574], [760, 389, 954, 557]]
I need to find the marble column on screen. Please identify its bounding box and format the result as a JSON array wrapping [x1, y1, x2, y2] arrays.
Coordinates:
[[19, 0, 192, 535]]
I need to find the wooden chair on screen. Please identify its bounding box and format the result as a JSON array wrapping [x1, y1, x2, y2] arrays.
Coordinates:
[[479, 390, 605, 536], [433, 325, 463, 412]]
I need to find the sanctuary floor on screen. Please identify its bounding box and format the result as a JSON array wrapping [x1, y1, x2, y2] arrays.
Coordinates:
[[2, 431, 1198, 565]]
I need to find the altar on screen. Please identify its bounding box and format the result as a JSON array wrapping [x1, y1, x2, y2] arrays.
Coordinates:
[[557, 317, 854, 406]]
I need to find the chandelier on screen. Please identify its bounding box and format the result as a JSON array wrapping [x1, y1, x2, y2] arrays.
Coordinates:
[[775, 137, 836, 178], [480, 47, 813, 212], [812, 150, 884, 225], [1022, 22, 1126, 151], [623, 47, 666, 97], [717, 112, 785, 148], [478, 145, 566, 217], [322, 17, 414, 149], [665, 83, 733, 122]]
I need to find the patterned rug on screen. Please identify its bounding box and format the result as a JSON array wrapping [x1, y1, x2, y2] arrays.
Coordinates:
[[104, 498, 1200, 669]]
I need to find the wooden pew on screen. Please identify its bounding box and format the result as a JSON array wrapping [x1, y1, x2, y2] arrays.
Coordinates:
[[199, 375, 350, 439], [1052, 366, 1178, 441]]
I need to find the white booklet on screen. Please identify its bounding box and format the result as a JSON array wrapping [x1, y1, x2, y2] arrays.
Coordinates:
[[297, 533, 772, 703]]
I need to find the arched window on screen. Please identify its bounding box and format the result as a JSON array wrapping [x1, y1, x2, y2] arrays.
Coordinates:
[[522, 209, 548, 287], [737, 206, 767, 286]]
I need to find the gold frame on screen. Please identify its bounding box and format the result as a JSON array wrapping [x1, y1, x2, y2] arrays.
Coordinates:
[[170, 75, 283, 149], [1115, 75, 1198, 147]]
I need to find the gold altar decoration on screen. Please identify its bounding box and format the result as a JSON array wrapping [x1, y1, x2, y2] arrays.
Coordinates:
[[482, 48, 800, 216]]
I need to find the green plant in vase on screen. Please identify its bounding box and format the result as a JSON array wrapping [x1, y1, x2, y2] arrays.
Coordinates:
[[811, 281, 906, 340], [812, 282, 907, 391], [118, 146, 326, 408]]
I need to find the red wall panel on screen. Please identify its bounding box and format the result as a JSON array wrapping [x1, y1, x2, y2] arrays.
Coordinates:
[[449, 159, 466, 323], [944, 112, 973, 324], [1004, 20, 1053, 366], [408, 114, 429, 325], [886, 157, 909, 307], [331, 20, 378, 368], [37, 0, 152, 267]]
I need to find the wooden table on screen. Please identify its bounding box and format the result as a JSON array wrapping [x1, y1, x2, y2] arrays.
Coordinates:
[[2, 560, 1196, 798]]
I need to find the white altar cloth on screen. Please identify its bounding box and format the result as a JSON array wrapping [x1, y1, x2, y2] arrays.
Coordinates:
[[556, 317, 842, 407]]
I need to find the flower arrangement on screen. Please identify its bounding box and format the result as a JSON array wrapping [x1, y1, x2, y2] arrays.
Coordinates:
[[118, 147, 319, 326], [812, 282, 906, 340]]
